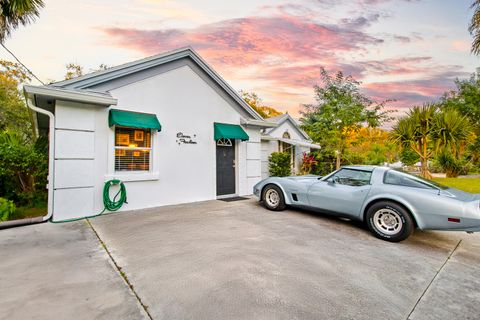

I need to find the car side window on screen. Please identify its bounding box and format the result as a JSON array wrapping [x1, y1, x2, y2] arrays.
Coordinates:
[[329, 169, 372, 186], [383, 170, 433, 189]]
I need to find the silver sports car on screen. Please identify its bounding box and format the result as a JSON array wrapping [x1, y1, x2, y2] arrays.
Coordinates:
[[253, 166, 480, 242]]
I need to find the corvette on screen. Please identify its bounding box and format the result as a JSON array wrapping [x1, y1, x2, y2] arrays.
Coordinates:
[[253, 166, 480, 242]]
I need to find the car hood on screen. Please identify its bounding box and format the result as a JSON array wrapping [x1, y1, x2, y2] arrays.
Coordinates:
[[440, 188, 480, 202], [282, 175, 321, 186]]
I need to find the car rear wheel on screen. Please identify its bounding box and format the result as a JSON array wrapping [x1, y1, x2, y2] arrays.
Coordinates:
[[366, 201, 414, 242], [262, 185, 286, 211]]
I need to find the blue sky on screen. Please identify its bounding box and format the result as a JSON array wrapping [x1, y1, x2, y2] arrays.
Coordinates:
[[1, 0, 478, 116]]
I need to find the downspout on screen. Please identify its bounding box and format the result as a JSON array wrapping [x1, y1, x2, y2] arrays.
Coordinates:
[[26, 96, 55, 222]]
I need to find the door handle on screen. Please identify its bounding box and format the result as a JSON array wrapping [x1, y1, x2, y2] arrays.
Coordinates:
[[232, 159, 236, 168]]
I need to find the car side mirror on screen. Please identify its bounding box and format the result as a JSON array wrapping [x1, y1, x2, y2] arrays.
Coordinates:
[[328, 176, 338, 185]]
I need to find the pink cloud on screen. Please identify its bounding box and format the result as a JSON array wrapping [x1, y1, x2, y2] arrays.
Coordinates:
[[99, 8, 466, 117]]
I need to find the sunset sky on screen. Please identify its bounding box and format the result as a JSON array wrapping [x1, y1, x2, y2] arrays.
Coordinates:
[[1, 0, 479, 117]]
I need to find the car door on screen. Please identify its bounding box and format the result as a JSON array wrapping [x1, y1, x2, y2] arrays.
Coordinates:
[[307, 168, 373, 217]]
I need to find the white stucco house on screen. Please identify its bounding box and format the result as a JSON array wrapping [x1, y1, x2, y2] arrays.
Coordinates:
[[23, 47, 277, 222], [261, 114, 320, 179]]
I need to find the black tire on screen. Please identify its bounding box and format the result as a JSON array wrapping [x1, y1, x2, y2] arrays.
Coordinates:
[[262, 184, 286, 211], [366, 201, 414, 242]]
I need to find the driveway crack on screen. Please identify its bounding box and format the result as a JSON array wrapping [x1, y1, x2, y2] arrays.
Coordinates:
[[86, 219, 154, 320], [406, 239, 462, 320]]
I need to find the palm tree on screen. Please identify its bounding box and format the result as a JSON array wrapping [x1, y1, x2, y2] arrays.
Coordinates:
[[0, 0, 44, 42], [470, 1, 480, 54], [391, 104, 438, 179], [432, 109, 472, 157], [432, 109, 472, 177]]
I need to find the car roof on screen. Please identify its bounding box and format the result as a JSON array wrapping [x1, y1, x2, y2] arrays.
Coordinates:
[[341, 165, 388, 172]]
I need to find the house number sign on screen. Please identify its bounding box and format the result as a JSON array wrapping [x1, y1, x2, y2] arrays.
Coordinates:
[[176, 132, 197, 145]]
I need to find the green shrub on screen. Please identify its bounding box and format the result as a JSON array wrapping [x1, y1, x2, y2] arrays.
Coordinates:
[[269, 152, 291, 177], [0, 131, 48, 206], [0, 197, 16, 221], [435, 152, 470, 178]]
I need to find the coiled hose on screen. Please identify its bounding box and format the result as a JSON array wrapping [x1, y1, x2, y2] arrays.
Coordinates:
[[51, 180, 127, 223]]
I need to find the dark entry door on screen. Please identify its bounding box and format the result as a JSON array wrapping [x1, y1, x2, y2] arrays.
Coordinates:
[[216, 139, 236, 196]]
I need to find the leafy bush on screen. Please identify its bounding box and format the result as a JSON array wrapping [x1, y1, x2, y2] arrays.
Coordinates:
[[0, 197, 15, 221], [435, 152, 470, 178], [400, 149, 419, 166], [268, 152, 291, 177], [0, 131, 48, 206]]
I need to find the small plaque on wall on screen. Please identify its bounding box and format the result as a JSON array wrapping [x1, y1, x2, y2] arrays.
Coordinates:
[[176, 132, 197, 145]]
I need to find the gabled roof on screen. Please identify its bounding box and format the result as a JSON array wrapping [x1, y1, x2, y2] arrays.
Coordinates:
[[50, 47, 263, 121], [265, 113, 310, 140]]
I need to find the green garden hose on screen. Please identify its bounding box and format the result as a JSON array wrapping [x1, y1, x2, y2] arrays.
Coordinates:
[[50, 180, 127, 223]]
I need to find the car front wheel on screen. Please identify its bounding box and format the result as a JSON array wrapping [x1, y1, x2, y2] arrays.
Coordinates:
[[262, 185, 286, 211], [366, 201, 414, 242]]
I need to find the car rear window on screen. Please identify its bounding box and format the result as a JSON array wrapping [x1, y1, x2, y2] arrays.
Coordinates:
[[383, 170, 447, 190]]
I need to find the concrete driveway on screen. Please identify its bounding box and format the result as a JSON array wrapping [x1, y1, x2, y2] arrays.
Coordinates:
[[1, 198, 479, 319]]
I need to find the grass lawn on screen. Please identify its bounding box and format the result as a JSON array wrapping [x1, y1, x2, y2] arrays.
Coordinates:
[[433, 178, 480, 194]]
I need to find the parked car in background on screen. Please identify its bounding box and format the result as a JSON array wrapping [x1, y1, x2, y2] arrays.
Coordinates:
[[253, 166, 480, 242]]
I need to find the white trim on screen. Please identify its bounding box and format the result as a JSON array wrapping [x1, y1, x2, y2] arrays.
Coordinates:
[[241, 118, 277, 128], [261, 136, 321, 149], [23, 85, 117, 106], [105, 172, 160, 182]]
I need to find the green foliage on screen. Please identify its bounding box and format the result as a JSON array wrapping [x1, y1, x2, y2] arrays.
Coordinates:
[[434, 151, 470, 178], [470, 1, 480, 55], [440, 72, 480, 166], [300, 67, 392, 169], [309, 149, 336, 176], [268, 152, 291, 177], [0, 60, 34, 140], [0, 197, 16, 221], [240, 91, 283, 119], [0, 0, 44, 41], [0, 131, 48, 206], [400, 149, 419, 166]]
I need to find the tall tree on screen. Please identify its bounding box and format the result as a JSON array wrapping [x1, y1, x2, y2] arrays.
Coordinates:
[[300, 67, 391, 169], [0, 59, 34, 139], [470, 0, 480, 54], [441, 72, 480, 164], [0, 0, 44, 42], [240, 91, 283, 119]]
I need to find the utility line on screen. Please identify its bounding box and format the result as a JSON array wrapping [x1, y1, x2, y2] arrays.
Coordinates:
[[1, 42, 45, 85]]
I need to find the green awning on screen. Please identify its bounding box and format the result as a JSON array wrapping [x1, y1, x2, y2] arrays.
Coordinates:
[[214, 122, 249, 141], [109, 109, 161, 131]]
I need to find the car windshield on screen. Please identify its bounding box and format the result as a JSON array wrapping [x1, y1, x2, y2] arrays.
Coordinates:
[[384, 170, 449, 190]]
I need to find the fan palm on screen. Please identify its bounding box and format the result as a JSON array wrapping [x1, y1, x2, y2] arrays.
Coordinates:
[[432, 109, 472, 157], [0, 0, 44, 42], [391, 104, 438, 179]]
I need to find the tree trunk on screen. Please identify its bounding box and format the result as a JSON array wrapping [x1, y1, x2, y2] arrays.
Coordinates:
[[335, 151, 341, 170], [420, 157, 432, 180]]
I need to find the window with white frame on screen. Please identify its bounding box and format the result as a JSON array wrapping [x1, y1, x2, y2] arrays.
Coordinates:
[[114, 127, 152, 171]]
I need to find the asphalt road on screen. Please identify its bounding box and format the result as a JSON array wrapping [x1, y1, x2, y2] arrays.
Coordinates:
[[1, 198, 479, 319]]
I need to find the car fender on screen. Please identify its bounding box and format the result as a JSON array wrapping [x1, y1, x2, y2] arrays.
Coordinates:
[[361, 194, 426, 229], [257, 179, 295, 205]]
